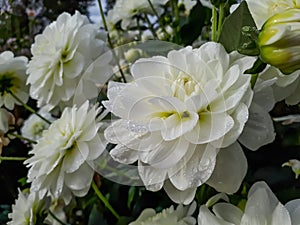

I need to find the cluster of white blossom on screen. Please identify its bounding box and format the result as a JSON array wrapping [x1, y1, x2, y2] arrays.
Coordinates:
[[1, 0, 300, 224]]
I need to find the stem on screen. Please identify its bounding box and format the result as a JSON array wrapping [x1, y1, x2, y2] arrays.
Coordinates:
[[97, 0, 127, 83], [146, 0, 170, 39], [48, 210, 69, 225], [92, 180, 121, 220], [9, 91, 51, 124], [217, 3, 224, 40], [0, 156, 28, 161], [211, 6, 218, 42], [8, 133, 37, 144], [144, 13, 158, 38], [171, 0, 180, 43]]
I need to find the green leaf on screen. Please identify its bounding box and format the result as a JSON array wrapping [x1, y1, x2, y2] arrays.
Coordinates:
[[127, 186, 136, 209], [179, 2, 211, 45], [219, 1, 257, 53], [88, 205, 108, 225]]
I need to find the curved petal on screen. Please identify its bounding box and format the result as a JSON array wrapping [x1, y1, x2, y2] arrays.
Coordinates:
[[285, 199, 300, 225], [198, 205, 234, 225], [184, 112, 234, 144], [164, 179, 197, 205], [212, 203, 243, 224], [238, 102, 275, 151], [206, 142, 247, 194], [168, 144, 217, 191]]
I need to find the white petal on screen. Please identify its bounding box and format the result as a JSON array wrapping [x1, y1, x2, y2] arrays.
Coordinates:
[[64, 162, 93, 191], [185, 112, 234, 144], [241, 181, 280, 224], [212, 203, 243, 224], [270, 203, 292, 225], [238, 102, 275, 151], [285, 199, 300, 225], [211, 103, 249, 148], [206, 142, 247, 194], [163, 179, 197, 205], [198, 205, 234, 225], [138, 161, 167, 191], [168, 144, 217, 190]]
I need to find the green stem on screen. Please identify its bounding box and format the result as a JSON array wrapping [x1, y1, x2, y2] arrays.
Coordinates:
[[97, 0, 127, 83], [146, 0, 170, 39], [8, 133, 37, 144], [0, 156, 28, 161], [144, 13, 158, 38], [48, 210, 69, 225], [211, 6, 218, 42], [217, 3, 224, 40], [9, 91, 51, 124], [92, 180, 121, 220]]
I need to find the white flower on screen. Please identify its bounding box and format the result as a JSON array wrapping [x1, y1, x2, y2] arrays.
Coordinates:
[[25, 101, 107, 204], [27, 11, 112, 109], [21, 109, 55, 141], [198, 181, 300, 225], [8, 189, 50, 225], [107, 0, 168, 29], [283, 159, 300, 179], [129, 202, 196, 225], [104, 42, 255, 203], [232, 0, 300, 29], [0, 51, 28, 110]]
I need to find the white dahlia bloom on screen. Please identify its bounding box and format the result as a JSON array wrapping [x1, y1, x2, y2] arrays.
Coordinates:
[[198, 181, 300, 225], [21, 109, 55, 141], [27, 11, 112, 109], [129, 202, 196, 225], [8, 189, 50, 225], [107, 0, 168, 29], [231, 0, 300, 29], [25, 101, 107, 204], [104, 42, 255, 203], [0, 51, 28, 110]]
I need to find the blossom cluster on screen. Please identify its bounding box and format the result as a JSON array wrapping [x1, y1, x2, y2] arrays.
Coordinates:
[[0, 0, 299, 224]]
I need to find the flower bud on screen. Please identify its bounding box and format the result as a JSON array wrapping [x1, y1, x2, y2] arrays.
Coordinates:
[[258, 8, 300, 74]]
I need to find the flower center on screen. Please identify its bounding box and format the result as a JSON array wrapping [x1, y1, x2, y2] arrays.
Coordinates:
[[0, 72, 19, 96], [171, 74, 199, 100]]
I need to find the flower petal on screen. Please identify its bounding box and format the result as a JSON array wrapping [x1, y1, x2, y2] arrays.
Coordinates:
[[206, 142, 247, 194]]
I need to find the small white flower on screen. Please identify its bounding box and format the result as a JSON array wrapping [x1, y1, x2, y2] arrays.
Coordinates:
[[283, 159, 300, 179], [21, 109, 55, 141], [129, 202, 196, 225], [104, 42, 255, 203], [25, 101, 107, 204], [8, 189, 50, 225], [107, 0, 168, 29], [0, 51, 28, 110], [198, 181, 300, 225], [27, 11, 112, 109]]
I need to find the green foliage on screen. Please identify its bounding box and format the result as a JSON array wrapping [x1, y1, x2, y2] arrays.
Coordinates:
[[219, 1, 258, 54]]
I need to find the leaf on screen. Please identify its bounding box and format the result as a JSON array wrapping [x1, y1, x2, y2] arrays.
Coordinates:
[[219, 1, 257, 53], [127, 186, 136, 209], [88, 205, 108, 225], [179, 2, 211, 45]]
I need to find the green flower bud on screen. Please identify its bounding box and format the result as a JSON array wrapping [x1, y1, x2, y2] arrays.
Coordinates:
[[258, 8, 300, 74]]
